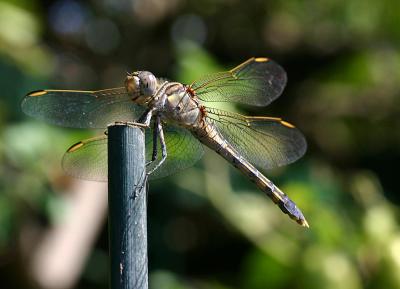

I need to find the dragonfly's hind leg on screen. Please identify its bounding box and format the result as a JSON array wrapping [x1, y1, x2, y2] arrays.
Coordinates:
[[146, 120, 158, 166], [130, 170, 148, 199], [147, 115, 167, 176]]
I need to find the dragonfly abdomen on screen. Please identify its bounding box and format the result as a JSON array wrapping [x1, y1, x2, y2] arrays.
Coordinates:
[[193, 122, 308, 227]]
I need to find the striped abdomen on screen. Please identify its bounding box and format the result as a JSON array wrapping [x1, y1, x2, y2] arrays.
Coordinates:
[[192, 121, 308, 227]]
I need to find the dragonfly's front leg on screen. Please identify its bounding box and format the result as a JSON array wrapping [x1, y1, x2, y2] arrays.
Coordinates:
[[138, 108, 154, 127], [147, 115, 167, 176], [112, 108, 154, 129], [112, 121, 149, 129]]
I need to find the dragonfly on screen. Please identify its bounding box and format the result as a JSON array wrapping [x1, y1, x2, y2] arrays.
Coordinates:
[[22, 57, 308, 227]]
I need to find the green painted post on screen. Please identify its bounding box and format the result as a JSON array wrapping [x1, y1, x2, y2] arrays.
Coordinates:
[[108, 124, 148, 289]]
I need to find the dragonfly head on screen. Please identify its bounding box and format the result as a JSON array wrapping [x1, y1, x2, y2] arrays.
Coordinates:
[[125, 71, 157, 104]]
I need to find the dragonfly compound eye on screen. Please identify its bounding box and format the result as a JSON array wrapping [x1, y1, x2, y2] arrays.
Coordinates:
[[138, 71, 157, 96], [125, 74, 140, 95]]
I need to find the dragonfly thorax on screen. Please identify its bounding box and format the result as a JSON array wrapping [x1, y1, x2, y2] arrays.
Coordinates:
[[160, 82, 203, 128]]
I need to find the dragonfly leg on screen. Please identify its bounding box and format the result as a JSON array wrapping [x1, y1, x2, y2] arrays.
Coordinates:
[[138, 108, 154, 127], [131, 170, 148, 199], [146, 120, 159, 166], [147, 115, 167, 175], [115, 121, 149, 128]]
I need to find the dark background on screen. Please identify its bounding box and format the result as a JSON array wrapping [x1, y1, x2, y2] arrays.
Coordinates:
[[1, 0, 400, 288]]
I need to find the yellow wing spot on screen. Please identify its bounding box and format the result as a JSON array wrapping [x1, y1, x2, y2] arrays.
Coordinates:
[[255, 57, 269, 62], [28, 90, 47, 97], [280, 120, 295, 128], [67, 142, 84, 153]]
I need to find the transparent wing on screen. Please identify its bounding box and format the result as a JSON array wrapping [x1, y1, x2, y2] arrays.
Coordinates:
[[190, 57, 287, 107], [62, 125, 204, 181], [21, 88, 144, 129], [205, 108, 307, 170], [62, 135, 108, 181], [145, 124, 204, 179]]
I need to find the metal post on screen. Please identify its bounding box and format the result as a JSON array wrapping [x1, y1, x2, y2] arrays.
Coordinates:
[[108, 124, 148, 289]]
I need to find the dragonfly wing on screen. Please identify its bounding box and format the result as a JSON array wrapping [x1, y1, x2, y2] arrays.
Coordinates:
[[21, 88, 145, 129], [205, 108, 306, 170], [62, 125, 204, 181], [62, 135, 108, 181], [146, 124, 204, 180], [190, 57, 287, 107]]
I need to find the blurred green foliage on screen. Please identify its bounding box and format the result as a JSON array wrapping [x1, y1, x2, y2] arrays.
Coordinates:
[[0, 0, 399, 289]]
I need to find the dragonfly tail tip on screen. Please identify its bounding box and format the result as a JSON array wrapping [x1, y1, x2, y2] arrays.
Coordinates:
[[298, 218, 309, 228]]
